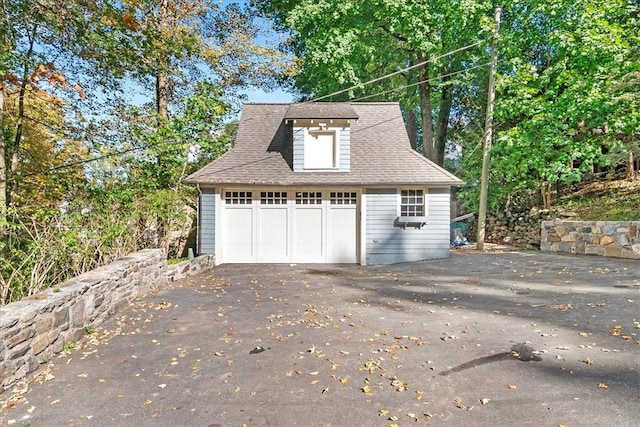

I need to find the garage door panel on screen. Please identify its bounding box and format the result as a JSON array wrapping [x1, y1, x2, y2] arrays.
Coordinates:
[[293, 208, 323, 262], [223, 208, 253, 262], [328, 207, 357, 263], [258, 208, 288, 262]]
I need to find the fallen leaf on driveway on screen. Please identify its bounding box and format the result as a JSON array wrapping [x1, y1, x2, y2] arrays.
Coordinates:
[[454, 397, 465, 409]]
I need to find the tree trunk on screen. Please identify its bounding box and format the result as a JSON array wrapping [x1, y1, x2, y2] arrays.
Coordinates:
[[627, 149, 635, 182], [156, 0, 170, 120], [418, 60, 434, 160], [156, 71, 169, 119], [405, 109, 418, 151], [0, 85, 6, 223], [434, 73, 453, 166], [8, 25, 37, 206], [540, 180, 552, 209]]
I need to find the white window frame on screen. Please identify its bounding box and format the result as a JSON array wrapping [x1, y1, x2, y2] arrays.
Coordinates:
[[303, 129, 339, 169], [398, 189, 426, 217]]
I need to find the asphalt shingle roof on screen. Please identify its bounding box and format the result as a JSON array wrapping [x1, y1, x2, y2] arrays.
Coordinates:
[[184, 102, 463, 186], [284, 102, 359, 120]]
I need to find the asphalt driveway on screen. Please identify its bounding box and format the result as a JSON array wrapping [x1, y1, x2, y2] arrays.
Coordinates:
[[1, 249, 639, 426]]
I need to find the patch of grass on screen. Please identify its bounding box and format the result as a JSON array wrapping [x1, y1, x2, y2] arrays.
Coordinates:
[[556, 179, 640, 221], [167, 257, 188, 265], [63, 341, 75, 352]]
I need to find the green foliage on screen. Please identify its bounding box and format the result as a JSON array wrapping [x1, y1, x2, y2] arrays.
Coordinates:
[[257, 0, 493, 163], [458, 0, 639, 211], [0, 185, 197, 304]]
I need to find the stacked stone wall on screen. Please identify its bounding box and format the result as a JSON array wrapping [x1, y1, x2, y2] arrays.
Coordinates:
[[467, 207, 554, 249], [0, 250, 215, 391], [541, 221, 640, 259]]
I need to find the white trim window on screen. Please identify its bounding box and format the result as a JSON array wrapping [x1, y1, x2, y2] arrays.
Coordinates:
[[296, 191, 322, 205], [225, 191, 253, 205], [260, 191, 287, 205], [304, 129, 339, 169], [400, 189, 424, 217], [330, 191, 357, 205]]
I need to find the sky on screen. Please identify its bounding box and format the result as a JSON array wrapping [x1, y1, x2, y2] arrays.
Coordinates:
[[243, 87, 295, 104]]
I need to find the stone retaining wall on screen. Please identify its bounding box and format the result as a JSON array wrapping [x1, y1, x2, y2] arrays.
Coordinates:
[[167, 254, 215, 282], [541, 221, 640, 259], [0, 250, 215, 391]]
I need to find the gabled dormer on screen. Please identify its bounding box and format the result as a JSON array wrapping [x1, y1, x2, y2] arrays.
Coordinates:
[[284, 103, 359, 173]]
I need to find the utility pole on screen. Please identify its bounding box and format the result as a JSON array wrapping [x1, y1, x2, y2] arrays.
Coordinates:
[[476, 7, 501, 251]]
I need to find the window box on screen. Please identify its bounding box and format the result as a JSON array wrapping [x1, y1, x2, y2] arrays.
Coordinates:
[[396, 216, 428, 229]]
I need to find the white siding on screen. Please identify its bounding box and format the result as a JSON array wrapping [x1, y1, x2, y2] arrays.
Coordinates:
[[365, 187, 451, 264], [199, 188, 216, 254]]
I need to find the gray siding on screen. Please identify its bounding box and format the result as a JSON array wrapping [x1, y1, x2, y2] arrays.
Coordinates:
[[199, 188, 216, 254], [293, 126, 350, 172], [365, 187, 451, 265], [292, 127, 304, 172]]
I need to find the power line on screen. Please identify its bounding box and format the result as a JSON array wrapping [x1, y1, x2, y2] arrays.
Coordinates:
[[348, 62, 492, 103], [26, 39, 490, 177], [311, 39, 486, 102]]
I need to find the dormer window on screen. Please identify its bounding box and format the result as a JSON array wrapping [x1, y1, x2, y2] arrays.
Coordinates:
[[284, 103, 359, 173], [304, 129, 339, 169]]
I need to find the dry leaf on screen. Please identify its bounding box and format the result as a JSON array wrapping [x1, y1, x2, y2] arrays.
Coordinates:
[[479, 398, 490, 405], [454, 397, 465, 409], [583, 358, 594, 365], [310, 380, 319, 385], [234, 386, 241, 393], [506, 384, 517, 390], [340, 377, 348, 384], [379, 409, 390, 417], [598, 383, 608, 389]]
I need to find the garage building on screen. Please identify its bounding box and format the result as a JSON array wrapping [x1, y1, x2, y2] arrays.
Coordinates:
[[185, 102, 463, 265]]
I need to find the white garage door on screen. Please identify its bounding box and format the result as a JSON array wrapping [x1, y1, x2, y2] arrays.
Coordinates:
[[220, 189, 357, 264]]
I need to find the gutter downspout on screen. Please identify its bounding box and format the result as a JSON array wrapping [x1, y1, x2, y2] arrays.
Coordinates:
[[196, 183, 201, 256]]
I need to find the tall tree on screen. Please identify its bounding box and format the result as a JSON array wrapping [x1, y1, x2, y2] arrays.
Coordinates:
[[455, 0, 638, 210], [256, 0, 493, 165], [0, 0, 92, 220]]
